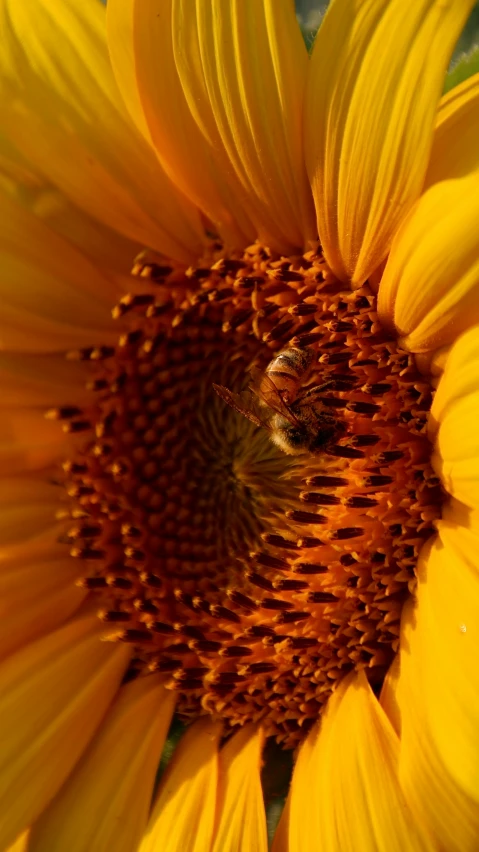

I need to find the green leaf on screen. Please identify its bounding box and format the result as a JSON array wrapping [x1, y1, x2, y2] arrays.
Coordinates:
[[261, 739, 293, 848], [153, 716, 187, 796], [445, 43, 479, 93]]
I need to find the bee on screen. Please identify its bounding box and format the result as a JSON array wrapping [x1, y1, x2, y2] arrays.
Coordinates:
[[213, 347, 346, 455]]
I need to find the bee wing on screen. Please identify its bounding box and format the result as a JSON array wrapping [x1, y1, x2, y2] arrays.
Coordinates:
[[213, 383, 271, 430], [249, 371, 303, 428]]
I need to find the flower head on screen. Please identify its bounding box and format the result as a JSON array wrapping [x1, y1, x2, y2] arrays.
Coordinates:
[[0, 0, 479, 850]]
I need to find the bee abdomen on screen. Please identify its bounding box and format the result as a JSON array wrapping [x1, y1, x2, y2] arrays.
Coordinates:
[[264, 347, 312, 403]]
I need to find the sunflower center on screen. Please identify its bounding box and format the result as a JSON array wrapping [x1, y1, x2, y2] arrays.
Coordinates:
[[54, 242, 441, 747]]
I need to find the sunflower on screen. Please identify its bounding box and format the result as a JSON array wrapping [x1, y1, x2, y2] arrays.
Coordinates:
[[0, 0, 478, 849]]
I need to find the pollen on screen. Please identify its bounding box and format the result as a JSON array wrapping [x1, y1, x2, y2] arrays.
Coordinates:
[[55, 242, 441, 747]]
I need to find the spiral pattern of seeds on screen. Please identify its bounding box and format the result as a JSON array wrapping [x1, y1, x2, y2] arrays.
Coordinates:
[[51, 241, 441, 747]]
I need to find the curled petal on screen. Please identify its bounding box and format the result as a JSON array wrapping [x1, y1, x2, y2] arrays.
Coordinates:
[[391, 546, 479, 852], [430, 324, 479, 508], [378, 173, 479, 352], [426, 72, 479, 186]]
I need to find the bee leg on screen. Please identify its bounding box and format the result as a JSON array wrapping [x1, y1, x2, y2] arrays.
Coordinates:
[[300, 381, 336, 400]]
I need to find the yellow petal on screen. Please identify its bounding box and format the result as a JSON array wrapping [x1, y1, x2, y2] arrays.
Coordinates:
[[274, 723, 318, 852], [0, 352, 90, 408], [415, 343, 451, 382], [283, 671, 432, 852], [0, 130, 141, 279], [0, 526, 72, 660], [107, 0, 256, 249], [106, 0, 151, 142], [430, 324, 479, 508], [170, 0, 315, 252], [0, 523, 66, 567], [0, 187, 122, 353], [378, 173, 479, 352], [212, 725, 267, 852], [0, 611, 130, 850], [6, 831, 30, 852], [0, 479, 61, 547], [0, 130, 44, 191], [140, 717, 221, 852], [0, 0, 203, 264], [418, 515, 479, 801], [29, 676, 175, 852], [0, 555, 85, 661], [431, 323, 479, 424], [305, 0, 474, 286], [379, 655, 401, 737], [0, 408, 76, 475], [25, 186, 141, 279], [426, 72, 479, 187], [394, 583, 479, 852]]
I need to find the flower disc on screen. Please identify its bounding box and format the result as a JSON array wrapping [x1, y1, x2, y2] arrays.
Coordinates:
[[54, 242, 440, 746]]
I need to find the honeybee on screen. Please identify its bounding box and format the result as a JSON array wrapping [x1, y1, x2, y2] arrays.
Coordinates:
[[213, 347, 346, 455]]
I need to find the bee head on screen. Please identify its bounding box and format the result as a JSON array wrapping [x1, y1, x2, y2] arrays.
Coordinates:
[[270, 412, 345, 456]]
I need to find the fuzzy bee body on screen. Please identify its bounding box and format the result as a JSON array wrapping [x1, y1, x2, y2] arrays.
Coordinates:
[[214, 347, 345, 455]]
